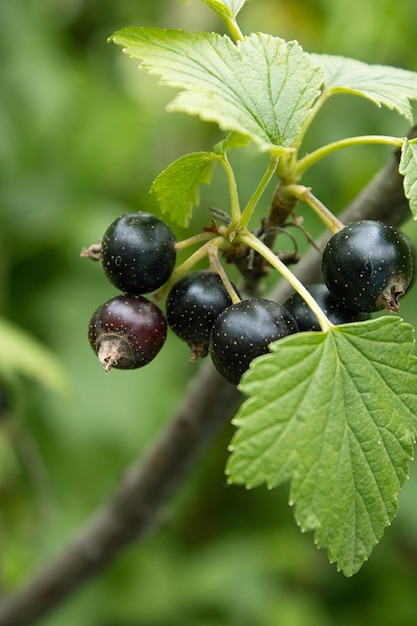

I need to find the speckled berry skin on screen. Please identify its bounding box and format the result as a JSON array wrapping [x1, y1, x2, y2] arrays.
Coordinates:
[[322, 220, 414, 313], [284, 283, 369, 331], [166, 270, 239, 360], [209, 298, 298, 385], [88, 294, 167, 371], [101, 212, 176, 294]]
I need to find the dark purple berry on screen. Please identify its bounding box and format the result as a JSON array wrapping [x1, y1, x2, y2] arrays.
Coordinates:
[[284, 283, 370, 331], [322, 220, 414, 313], [166, 270, 240, 361], [88, 294, 167, 372], [101, 212, 176, 294], [209, 298, 298, 385]]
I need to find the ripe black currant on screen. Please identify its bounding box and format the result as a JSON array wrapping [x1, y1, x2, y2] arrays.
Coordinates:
[[284, 283, 370, 331], [209, 298, 298, 385], [166, 270, 240, 361], [88, 294, 167, 372], [322, 220, 414, 313], [101, 212, 176, 294]]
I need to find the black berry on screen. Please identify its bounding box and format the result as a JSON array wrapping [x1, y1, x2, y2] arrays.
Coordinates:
[[322, 220, 414, 313], [284, 283, 370, 331], [88, 294, 167, 372], [166, 270, 240, 361], [101, 212, 176, 294], [209, 298, 298, 385]]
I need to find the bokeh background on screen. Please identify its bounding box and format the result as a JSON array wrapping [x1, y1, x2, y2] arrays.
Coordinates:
[[2, 0, 417, 624]]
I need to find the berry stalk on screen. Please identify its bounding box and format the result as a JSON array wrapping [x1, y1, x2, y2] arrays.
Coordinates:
[[282, 185, 344, 234], [238, 231, 333, 332], [152, 236, 226, 303]]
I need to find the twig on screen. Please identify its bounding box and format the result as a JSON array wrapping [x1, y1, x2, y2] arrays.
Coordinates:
[[0, 138, 413, 626]]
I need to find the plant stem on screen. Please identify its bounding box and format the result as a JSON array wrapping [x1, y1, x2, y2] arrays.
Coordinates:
[[295, 89, 331, 147], [282, 184, 344, 233], [175, 231, 217, 252], [152, 236, 225, 302], [224, 16, 245, 42], [239, 231, 333, 332], [240, 157, 279, 229], [208, 244, 241, 304], [296, 135, 404, 177], [219, 155, 241, 233]]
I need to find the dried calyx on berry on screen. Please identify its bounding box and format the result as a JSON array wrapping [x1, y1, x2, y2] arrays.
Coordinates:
[[88, 294, 167, 372], [322, 220, 415, 313]]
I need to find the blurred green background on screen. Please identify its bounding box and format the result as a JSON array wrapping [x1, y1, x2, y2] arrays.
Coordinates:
[[1, 0, 417, 624]]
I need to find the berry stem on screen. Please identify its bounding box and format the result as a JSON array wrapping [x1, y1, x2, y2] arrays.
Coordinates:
[[281, 184, 344, 234], [224, 17, 244, 42], [238, 231, 333, 332], [219, 154, 242, 234], [152, 236, 226, 303], [175, 231, 217, 252], [208, 244, 241, 304], [296, 135, 404, 177], [240, 156, 279, 230]]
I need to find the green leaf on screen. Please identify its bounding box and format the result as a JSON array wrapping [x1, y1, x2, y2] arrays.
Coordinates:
[[310, 53, 417, 122], [213, 131, 250, 155], [226, 317, 417, 576], [201, 0, 247, 19], [399, 138, 417, 219], [110, 28, 324, 154], [151, 152, 220, 227], [0, 317, 69, 393]]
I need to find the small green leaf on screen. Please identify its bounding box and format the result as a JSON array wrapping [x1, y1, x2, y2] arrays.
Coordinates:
[[151, 152, 220, 227], [110, 28, 323, 154], [399, 138, 417, 219], [226, 317, 417, 575], [310, 53, 417, 122], [201, 0, 246, 19], [213, 131, 250, 155], [0, 318, 68, 393]]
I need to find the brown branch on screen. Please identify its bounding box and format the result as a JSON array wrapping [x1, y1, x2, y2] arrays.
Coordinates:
[[0, 140, 413, 626]]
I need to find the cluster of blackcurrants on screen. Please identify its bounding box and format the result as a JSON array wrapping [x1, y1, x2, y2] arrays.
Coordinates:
[[87, 212, 415, 385]]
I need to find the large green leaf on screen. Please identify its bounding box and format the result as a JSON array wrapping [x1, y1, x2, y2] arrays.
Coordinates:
[[151, 152, 220, 227], [110, 28, 323, 154], [310, 53, 417, 122], [399, 138, 417, 219], [226, 317, 417, 575]]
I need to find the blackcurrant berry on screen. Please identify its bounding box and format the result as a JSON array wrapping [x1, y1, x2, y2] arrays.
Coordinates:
[[209, 298, 298, 385], [166, 270, 240, 361], [322, 220, 414, 313], [88, 294, 167, 372], [284, 283, 370, 331], [101, 212, 176, 294]]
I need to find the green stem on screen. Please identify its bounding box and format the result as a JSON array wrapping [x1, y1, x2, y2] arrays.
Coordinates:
[[223, 16, 245, 42], [152, 236, 225, 303], [175, 231, 217, 252], [239, 231, 333, 332], [208, 244, 241, 304], [296, 134, 404, 177], [283, 184, 344, 234], [295, 89, 332, 148], [219, 154, 241, 233], [240, 157, 279, 229]]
